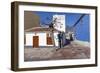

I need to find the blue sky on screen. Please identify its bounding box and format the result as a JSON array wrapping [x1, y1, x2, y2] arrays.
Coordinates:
[[33, 11, 90, 42]]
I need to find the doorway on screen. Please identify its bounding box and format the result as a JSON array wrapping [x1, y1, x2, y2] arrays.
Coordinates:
[[33, 36, 39, 48]]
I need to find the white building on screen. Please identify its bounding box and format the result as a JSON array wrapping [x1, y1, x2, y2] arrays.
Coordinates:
[[25, 27, 59, 47], [25, 15, 66, 47]]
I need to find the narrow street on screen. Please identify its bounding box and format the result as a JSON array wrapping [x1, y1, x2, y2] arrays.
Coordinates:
[[24, 41, 90, 61]]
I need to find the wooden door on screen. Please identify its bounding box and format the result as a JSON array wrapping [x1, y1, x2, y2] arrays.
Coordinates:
[[33, 36, 39, 48], [47, 33, 53, 45], [47, 37, 53, 45]]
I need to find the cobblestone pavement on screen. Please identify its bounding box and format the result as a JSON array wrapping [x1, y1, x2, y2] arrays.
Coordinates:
[[24, 42, 90, 61]]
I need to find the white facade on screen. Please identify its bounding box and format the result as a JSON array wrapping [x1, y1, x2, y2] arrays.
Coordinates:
[[25, 15, 66, 47], [25, 32, 59, 47], [54, 33, 59, 46], [53, 15, 66, 32]]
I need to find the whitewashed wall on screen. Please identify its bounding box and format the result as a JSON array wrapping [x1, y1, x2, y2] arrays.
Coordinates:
[[25, 32, 55, 46], [25, 32, 46, 46], [25, 32, 59, 47], [54, 32, 59, 46]]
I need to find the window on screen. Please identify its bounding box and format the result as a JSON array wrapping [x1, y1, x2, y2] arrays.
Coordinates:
[[47, 33, 53, 45]]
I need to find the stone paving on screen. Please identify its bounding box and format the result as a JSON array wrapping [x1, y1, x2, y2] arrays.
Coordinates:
[[24, 42, 90, 61]]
